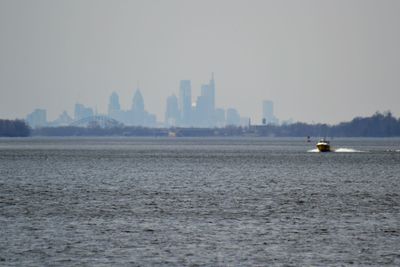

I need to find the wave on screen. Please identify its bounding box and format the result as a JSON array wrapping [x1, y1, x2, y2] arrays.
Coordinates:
[[307, 147, 363, 153]]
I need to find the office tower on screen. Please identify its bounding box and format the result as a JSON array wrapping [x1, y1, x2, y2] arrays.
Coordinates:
[[108, 92, 120, 116], [74, 103, 93, 120], [179, 80, 192, 126], [262, 100, 279, 125], [226, 108, 240, 126], [194, 95, 207, 127], [200, 84, 215, 127], [26, 109, 47, 128], [132, 89, 144, 113], [193, 73, 216, 127], [165, 94, 180, 126], [131, 89, 145, 125], [208, 72, 216, 111]]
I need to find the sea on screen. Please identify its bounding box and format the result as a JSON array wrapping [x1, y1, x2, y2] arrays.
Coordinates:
[[0, 137, 399, 266]]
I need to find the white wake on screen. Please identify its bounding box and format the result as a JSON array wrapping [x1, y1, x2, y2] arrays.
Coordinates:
[[334, 148, 363, 153], [307, 147, 363, 153]]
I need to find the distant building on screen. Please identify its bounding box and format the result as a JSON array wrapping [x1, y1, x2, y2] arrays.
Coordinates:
[[74, 103, 93, 120], [132, 89, 145, 113], [131, 89, 145, 125], [107, 92, 125, 123], [226, 108, 240, 126], [108, 92, 120, 116], [26, 109, 47, 128], [179, 80, 192, 126], [116, 88, 157, 127], [191, 73, 217, 127], [262, 100, 279, 125], [165, 94, 180, 127], [208, 72, 216, 110], [215, 108, 226, 127], [200, 82, 215, 126], [194, 94, 208, 127]]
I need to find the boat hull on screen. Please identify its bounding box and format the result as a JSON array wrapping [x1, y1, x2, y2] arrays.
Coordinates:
[[317, 144, 331, 152]]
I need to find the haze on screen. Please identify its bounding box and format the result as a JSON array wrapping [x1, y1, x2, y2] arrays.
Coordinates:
[[1, 0, 399, 124]]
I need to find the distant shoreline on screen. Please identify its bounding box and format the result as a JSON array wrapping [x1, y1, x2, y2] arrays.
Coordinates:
[[2, 112, 400, 138]]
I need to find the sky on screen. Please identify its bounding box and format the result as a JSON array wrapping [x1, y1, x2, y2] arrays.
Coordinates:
[[0, 0, 399, 124]]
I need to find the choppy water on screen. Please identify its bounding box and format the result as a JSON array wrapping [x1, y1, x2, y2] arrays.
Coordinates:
[[1, 137, 400, 266]]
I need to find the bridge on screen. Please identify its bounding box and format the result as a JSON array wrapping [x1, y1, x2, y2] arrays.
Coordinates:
[[70, 115, 124, 128]]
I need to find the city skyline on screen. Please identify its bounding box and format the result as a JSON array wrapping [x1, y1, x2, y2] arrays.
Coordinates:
[[26, 73, 265, 128], [1, 0, 400, 124]]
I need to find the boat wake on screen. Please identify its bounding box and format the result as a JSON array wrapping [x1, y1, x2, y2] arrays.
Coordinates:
[[334, 148, 363, 153], [308, 148, 363, 153]]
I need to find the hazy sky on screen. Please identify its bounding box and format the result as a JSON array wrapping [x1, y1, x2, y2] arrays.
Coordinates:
[[1, 0, 399, 124]]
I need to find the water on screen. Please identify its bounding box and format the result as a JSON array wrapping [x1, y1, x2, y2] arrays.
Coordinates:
[[1, 137, 399, 266]]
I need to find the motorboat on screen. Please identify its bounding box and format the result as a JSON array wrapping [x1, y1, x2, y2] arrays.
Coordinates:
[[316, 138, 331, 152]]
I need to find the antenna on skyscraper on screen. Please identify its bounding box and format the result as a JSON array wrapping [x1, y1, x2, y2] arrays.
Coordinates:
[[137, 80, 140, 90]]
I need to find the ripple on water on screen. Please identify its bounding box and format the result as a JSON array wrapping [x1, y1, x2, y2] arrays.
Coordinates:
[[1, 138, 400, 266]]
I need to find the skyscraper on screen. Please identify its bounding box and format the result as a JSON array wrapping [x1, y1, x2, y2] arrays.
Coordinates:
[[108, 92, 120, 116], [194, 94, 207, 127], [132, 89, 145, 113], [208, 72, 215, 111], [165, 94, 179, 126], [191, 73, 216, 127], [132, 89, 145, 125], [179, 80, 192, 126], [262, 100, 279, 125]]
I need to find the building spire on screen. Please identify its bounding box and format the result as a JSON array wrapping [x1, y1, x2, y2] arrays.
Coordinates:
[[210, 72, 215, 88]]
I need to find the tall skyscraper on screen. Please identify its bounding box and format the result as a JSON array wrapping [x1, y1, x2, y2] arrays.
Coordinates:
[[262, 100, 279, 125], [165, 94, 179, 126], [132, 89, 145, 113], [108, 92, 120, 116], [192, 73, 216, 127], [208, 72, 215, 111], [179, 80, 192, 126], [194, 94, 207, 127], [132, 89, 145, 125], [201, 84, 214, 110]]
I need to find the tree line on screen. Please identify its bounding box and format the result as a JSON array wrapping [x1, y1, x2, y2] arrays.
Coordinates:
[[1, 112, 400, 137], [0, 119, 31, 137], [254, 111, 400, 137]]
